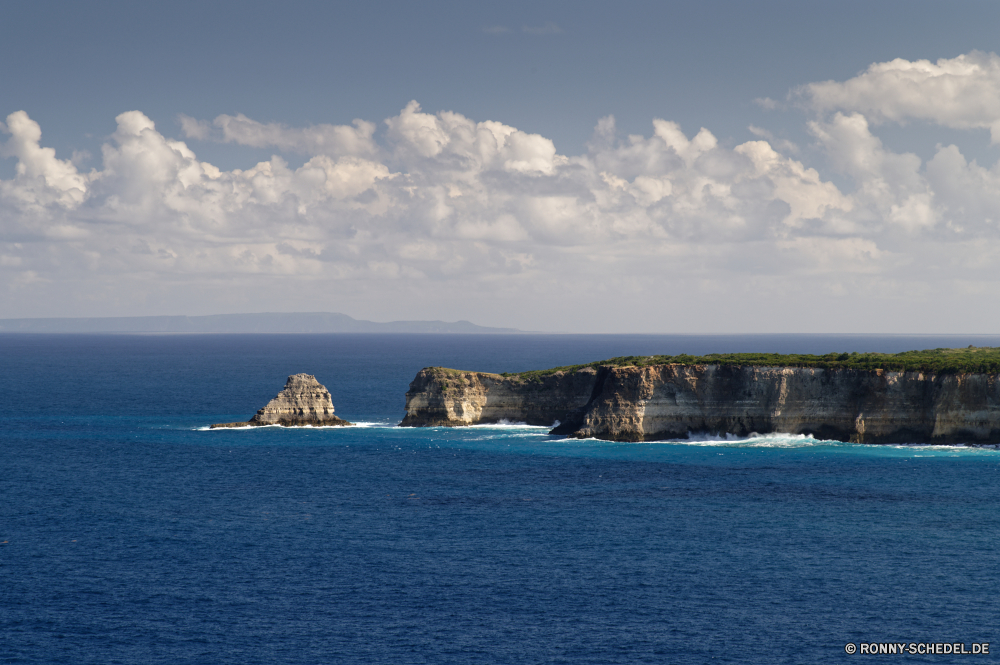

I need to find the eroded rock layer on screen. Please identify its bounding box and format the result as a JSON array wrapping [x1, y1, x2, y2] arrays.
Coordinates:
[[211, 373, 352, 428], [401, 364, 1000, 444], [399, 367, 598, 427]]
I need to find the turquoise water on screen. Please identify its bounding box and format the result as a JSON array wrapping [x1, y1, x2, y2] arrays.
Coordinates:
[[3, 333, 1000, 663]]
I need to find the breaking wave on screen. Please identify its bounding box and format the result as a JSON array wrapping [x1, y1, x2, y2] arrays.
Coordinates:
[[468, 420, 551, 429], [196, 421, 395, 431], [672, 432, 831, 448]]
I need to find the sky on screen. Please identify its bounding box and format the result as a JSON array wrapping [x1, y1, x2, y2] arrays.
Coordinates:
[[3, 0, 1000, 333]]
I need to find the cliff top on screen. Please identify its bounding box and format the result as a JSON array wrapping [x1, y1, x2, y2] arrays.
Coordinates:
[[494, 346, 1000, 379]]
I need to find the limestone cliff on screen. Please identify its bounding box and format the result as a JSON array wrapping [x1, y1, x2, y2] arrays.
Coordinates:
[[211, 373, 352, 428], [401, 364, 1000, 444], [399, 367, 598, 427]]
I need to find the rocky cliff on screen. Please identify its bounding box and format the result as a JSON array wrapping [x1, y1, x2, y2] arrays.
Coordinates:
[[400, 364, 1000, 444], [399, 367, 599, 427], [211, 373, 352, 428]]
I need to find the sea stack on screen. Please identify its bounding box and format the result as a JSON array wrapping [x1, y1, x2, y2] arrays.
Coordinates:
[[211, 374, 352, 428]]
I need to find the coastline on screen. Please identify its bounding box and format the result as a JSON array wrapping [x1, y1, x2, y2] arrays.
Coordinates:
[[402, 350, 1000, 444]]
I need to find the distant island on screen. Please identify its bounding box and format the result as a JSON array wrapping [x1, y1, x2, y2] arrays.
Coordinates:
[[401, 347, 1000, 444], [0, 312, 520, 334]]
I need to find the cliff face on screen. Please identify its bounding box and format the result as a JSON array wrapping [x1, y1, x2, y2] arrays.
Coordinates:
[[400, 367, 599, 427], [401, 364, 1000, 444], [211, 373, 352, 428]]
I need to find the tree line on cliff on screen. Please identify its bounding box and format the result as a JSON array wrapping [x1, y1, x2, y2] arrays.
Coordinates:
[[501, 347, 1000, 380]]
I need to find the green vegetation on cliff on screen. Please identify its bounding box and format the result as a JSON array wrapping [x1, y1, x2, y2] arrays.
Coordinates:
[[501, 347, 1000, 379]]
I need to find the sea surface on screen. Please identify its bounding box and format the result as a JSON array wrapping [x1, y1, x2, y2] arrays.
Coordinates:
[[4, 333, 1000, 664]]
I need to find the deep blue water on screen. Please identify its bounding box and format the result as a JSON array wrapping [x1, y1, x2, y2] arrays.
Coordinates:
[[4, 333, 1000, 664]]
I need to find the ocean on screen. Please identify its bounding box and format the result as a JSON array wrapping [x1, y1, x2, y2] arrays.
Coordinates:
[[4, 333, 1000, 664]]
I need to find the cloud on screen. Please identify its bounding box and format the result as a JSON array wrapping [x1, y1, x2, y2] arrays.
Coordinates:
[[177, 114, 211, 140], [808, 112, 929, 227], [0, 111, 89, 211], [799, 51, 1000, 142], [383, 100, 565, 175], [748, 125, 798, 154], [4, 53, 1000, 331], [180, 113, 378, 157], [0, 105, 860, 292]]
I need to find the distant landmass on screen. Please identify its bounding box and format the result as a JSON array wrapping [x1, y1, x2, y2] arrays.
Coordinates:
[[0, 312, 521, 334]]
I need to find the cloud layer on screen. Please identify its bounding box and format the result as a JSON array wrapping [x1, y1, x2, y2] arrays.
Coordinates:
[[3, 54, 1000, 331], [800, 51, 1000, 142]]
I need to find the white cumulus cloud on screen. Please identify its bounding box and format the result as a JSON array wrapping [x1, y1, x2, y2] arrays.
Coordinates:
[[799, 51, 1000, 142], [4, 55, 1000, 333], [1, 111, 89, 211]]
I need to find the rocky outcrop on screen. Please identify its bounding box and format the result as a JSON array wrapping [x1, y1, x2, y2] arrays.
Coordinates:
[[211, 373, 352, 428], [399, 367, 598, 427], [400, 364, 1000, 444]]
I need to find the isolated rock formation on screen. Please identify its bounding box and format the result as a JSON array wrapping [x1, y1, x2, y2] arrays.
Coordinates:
[[211, 373, 352, 428], [400, 364, 1000, 444]]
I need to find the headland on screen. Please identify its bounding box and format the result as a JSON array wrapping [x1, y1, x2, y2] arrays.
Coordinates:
[[400, 347, 1000, 444]]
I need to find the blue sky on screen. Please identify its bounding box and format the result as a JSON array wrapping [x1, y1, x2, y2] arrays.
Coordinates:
[[3, 1, 1000, 332]]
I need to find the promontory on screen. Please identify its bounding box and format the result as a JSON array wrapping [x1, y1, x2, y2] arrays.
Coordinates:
[[211, 373, 352, 428], [400, 348, 1000, 444]]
